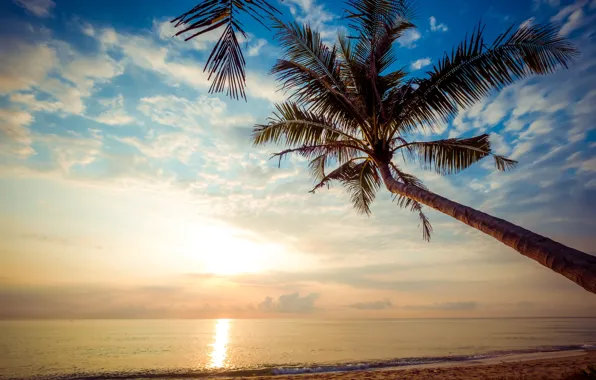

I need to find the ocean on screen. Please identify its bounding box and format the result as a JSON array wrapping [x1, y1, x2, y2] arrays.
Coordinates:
[[1, 318, 595, 379]]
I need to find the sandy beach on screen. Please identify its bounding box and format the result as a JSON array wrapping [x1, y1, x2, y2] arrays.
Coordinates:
[[244, 351, 596, 380]]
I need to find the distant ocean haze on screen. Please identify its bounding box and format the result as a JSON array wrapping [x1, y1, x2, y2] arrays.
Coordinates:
[[1, 318, 595, 379]]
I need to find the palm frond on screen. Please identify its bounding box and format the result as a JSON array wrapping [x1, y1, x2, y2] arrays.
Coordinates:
[[343, 160, 382, 215], [346, 0, 415, 125], [253, 102, 363, 147], [309, 158, 381, 215], [271, 20, 368, 130], [172, 0, 280, 100], [390, 162, 432, 241], [273, 20, 342, 90], [396, 134, 517, 175], [345, 0, 415, 44], [390, 22, 578, 136], [310, 158, 368, 193], [270, 141, 369, 167]]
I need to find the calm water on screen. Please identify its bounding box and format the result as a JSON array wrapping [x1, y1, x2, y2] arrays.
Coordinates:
[[1, 318, 595, 379]]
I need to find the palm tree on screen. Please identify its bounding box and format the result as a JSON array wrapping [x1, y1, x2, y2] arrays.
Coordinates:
[[172, 0, 280, 100], [249, 0, 596, 293]]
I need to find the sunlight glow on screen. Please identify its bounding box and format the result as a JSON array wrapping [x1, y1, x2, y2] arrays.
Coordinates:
[[209, 319, 230, 368], [181, 223, 281, 275]]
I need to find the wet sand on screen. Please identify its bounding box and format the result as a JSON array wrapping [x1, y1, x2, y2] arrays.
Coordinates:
[[245, 350, 596, 380]]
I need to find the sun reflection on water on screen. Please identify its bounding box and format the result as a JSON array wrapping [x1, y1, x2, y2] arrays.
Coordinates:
[[209, 319, 230, 368]]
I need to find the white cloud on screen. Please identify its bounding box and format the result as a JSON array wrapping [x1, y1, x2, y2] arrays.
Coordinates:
[[551, 0, 587, 22], [36, 133, 103, 172], [0, 41, 56, 93], [508, 141, 533, 160], [410, 57, 432, 70], [579, 157, 596, 172], [3, 37, 124, 116], [490, 133, 510, 156], [248, 39, 268, 57], [89, 26, 279, 102], [138, 95, 255, 130], [429, 16, 448, 32], [559, 9, 585, 36], [92, 95, 135, 126], [116, 133, 200, 163], [519, 119, 553, 139], [283, 0, 338, 40], [398, 29, 421, 48], [12, 0, 55, 18], [0, 108, 35, 158]]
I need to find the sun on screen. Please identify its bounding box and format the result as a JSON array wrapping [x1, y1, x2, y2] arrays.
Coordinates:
[[181, 223, 273, 275]]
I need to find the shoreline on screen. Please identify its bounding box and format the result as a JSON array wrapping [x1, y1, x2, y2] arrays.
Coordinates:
[[5, 348, 594, 380], [253, 351, 595, 380]]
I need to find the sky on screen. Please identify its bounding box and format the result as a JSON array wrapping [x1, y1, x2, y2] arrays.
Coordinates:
[[1, 0, 596, 319]]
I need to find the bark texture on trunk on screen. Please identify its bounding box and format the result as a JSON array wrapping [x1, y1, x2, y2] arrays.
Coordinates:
[[378, 163, 596, 294]]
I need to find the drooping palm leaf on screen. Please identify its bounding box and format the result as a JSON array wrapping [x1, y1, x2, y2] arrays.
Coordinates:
[[395, 134, 517, 175], [343, 160, 382, 215], [310, 158, 368, 193], [390, 162, 432, 241], [172, 0, 281, 100], [388, 22, 578, 137]]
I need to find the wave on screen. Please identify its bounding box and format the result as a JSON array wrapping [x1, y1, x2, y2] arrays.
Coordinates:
[[11, 344, 591, 380]]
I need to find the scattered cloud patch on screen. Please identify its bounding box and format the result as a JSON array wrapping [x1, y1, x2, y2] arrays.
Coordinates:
[[12, 0, 55, 18], [248, 39, 268, 57], [403, 301, 478, 311], [116, 133, 200, 164], [92, 95, 134, 126], [138, 95, 255, 130], [550, 0, 593, 36], [429, 16, 448, 32], [349, 299, 392, 310], [398, 29, 422, 48], [411, 57, 432, 70], [0, 41, 56, 93], [257, 293, 319, 313], [0, 108, 35, 158]]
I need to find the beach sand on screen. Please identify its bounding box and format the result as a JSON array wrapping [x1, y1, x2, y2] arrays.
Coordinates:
[[244, 351, 596, 380]]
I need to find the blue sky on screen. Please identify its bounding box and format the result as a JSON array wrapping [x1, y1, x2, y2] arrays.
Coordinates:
[[1, 0, 595, 319]]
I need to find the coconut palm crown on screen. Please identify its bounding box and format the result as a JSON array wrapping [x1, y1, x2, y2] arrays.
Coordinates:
[[251, 1, 596, 293]]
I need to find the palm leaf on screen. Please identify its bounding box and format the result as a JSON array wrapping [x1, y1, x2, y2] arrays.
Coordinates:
[[172, 0, 280, 100], [390, 163, 432, 241], [270, 141, 369, 167], [343, 160, 382, 215], [396, 134, 517, 175], [253, 102, 363, 147], [310, 158, 368, 193], [345, 0, 415, 45], [390, 22, 578, 136], [271, 20, 368, 130]]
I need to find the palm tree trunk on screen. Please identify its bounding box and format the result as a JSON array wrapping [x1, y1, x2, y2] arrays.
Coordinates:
[[378, 162, 596, 294]]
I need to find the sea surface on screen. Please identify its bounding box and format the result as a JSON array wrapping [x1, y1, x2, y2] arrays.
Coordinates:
[[1, 318, 595, 379]]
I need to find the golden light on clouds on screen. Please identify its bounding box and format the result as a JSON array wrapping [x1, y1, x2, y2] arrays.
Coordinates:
[[209, 319, 230, 368]]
